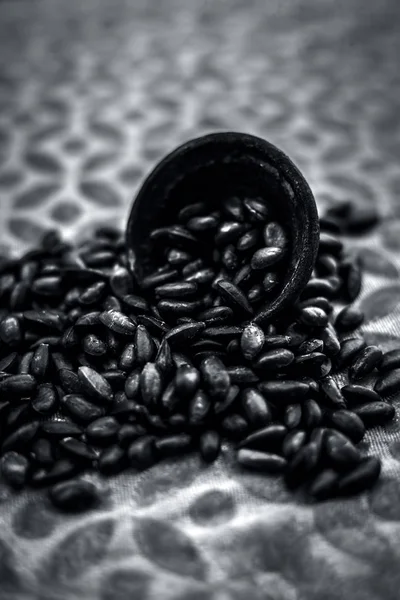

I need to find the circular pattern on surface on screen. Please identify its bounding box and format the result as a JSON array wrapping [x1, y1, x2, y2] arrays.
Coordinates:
[[100, 568, 151, 600], [12, 498, 58, 539], [188, 490, 236, 526]]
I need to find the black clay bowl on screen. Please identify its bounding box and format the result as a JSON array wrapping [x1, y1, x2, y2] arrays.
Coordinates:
[[126, 132, 319, 323]]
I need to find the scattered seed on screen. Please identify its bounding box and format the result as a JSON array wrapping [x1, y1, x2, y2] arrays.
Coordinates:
[[237, 449, 287, 473], [49, 479, 100, 512]]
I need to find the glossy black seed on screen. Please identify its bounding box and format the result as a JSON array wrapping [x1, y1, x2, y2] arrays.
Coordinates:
[[155, 281, 198, 299], [309, 469, 339, 500], [53, 350, 74, 371], [284, 403, 302, 429], [237, 449, 287, 473], [49, 479, 100, 512], [167, 249, 192, 266], [254, 348, 295, 370], [187, 390, 211, 426], [236, 229, 259, 252], [174, 365, 200, 399], [155, 433, 192, 458], [41, 420, 83, 438], [79, 281, 107, 305], [316, 254, 338, 277], [282, 430, 307, 458], [259, 380, 310, 403], [86, 416, 119, 444], [165, 322, 205, 347], [328, 409, 365, 443], [0, 273, 15, 299], [0, 352, 18, 372], [227, 366, 259, 384], [99, 310, 136, 336], [30, 343, 49, 379], [263, 221, 287, 248], [302, 398, 322, 429], [203, 326, 242, 341], [214, 279, 253, 316], [247, 284, 263, 304], [98, 445, 126, 474], [30, 438, 54, 466], [197, 306, 233, 325], [293, 352, 331, 379], [200, 355, 230, 399], [75, 311, 101, 330], [239, 424, 287, 451], [221, 245, 239, 271], [187, 215, 219, 232], [78, 366, 114, 405], [261, 272, 279, 294], [319, 325, 340, 357], [251, 247, 284, 270], [158, 299, 201, 317], [240, 323, 265, 361], [151, 225, 198, 248], [346, 205, 380, 233], [336, 337, 366, 369], [301, 278, 335, 300], [298, 296, 333, 314], [140, 363, 162, 407], [233, 264, 252, 287], [61, 326, 79, 349], [0, 373, 37, 397], [285, 324, 308, 348], [118, 343, 136, 372], [285, 441, 320, 488], [178, 202, 207, 222], [262, 335, 291, 350], [299, 306, 328, 328], [32, 276, 63, 297], [379, 349, 400, 373], [117, 422, 148, 449], [222, 196, 244, 222], [182, 259, 204, 277], [341, 384, 382, 405], [81, 250, 115, 268], [335, 306, 364, 332], [215, 222, 248, 245], [199, 430, 221, 463], [153, 341, 173, 379], [0, 316, 22, 347], [337, 457, 381, 495], [374, 368, 400, 397], [319, 232, 343, 256], [349, 345, 383, 380], [141, 268, 179, 290], [353, 402, 395, 426], [241, 388, 271, 427], [32, 383, 58, 415], [243, 197, 269, 222], [137, 315, 169, 337], [298, 338, 324, 355], [31, 459, 78, 487], [320, 376, 347, 408], [59, 437, 97, 462], [220, 413, 248, 440], [128, 436, 157, 469], [2, 421, 39, 452], [1, 451, 29, 488]]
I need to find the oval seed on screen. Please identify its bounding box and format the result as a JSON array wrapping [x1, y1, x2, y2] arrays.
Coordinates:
[[59, 438, 97, 462], [337, 457, 381, 495], [214, 279, 253, 316], [320, 376, 346, 408], [175, 365, 200, 398], [200, 355, 230, 399], [299, 306, 328, 328], [241, 388, 271, 428], [328, 409, 365, 443], [165, 322, 205, 346], [140, 363, 162, 407], [0, 316, 22, 347], [240, 323, 265, 361], [263, 222, 287, 248], [61, 394, 104, 423], [155, 281, 198, 298], [335, 306, 364, 332], [49, 479, 100, 512], [309, 469, 339, 500], [341, 384, 382, 405], [189, 390, 212, 426], [282, 430, 307, 458], [98, 445, 126, 474], [379, 349, 400, 373], [32, 383, 58, 415], [237, 449, 287, 473], [251, 247, 284, 270], [86, 416, 119, 443], [99, 310, 136, 336], [83, 334, 107, 357], [353, 402, 395, 426], [156, 434, 192, 458], [336, 337, 366, 368], [302, 398, 322, 429], [374, 368, 400, 397], [349, 346, 383, 380], [254, 348, 294, 370], [1, 451, 29, 488], [0, 374, 37, 397], [78, 366, 114, 405], [238, 424, 287, 451], [128, 436, 157, 469], [258, 380, 310, 403], [199, 430, 221, 463]]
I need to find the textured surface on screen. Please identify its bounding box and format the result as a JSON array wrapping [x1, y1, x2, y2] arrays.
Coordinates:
[[1, 0, 400, 598]]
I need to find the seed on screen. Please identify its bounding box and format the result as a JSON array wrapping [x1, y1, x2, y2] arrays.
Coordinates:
[[237, 449, 287, 473], [99, 309, 136, 336], [0, 373, 37, 397], [175, 365, 200, 398], [203, 326, 242, 341], [1, 451, 29, 488], [86, 416, 119, 443], [374, 368, 400, 397], [79, 281, 107, 305], [240, 323, 265, 360], [335, 306, 364, 332], [319, 232, 343, 256], [199, 430, 221, 463], [299, 306, 328, 328], [0, 315, 22, 347], [30, 438, 54, 466], [263, 222, 287, 248], [61, 326, 79, 349], [31, 459, 78, 487], [258, 380, 310, 403], [198, 306, 233, 325], [32, 383, 58, 415], [320, 325, 340, 356], [238, 424, 287, 451], [336, 337, 366, 368], [214, 279, 253, 316], [320, 376, 346, 408], [128, 436, 157, 469], [309, 469, 339, 500], [215, 222, 248, 245], [346, 205, 380, 233], [118, 424, 147, 448], [317, 254, 338, 277], [158, 299, 201, 317], [337, 456, 381, 494], [41, 420, 83, 438], [2, 421, 39, 452], [341, 384, 382, 405], [284, 404, 302, 429], [118, 343, 136, 371], [233, 264, 252, 287], [247, 284, 263, 304], [200, 355, 230, 399], [282, 430, 307, 458], [349, 345, 383, 380], [61, 394, 104, 423], [302, 398, 322, 429], [137, 315, 169, 336], [301, 278, 335, 300], [151, 225, 198, 249], [241, 388, 272, 428], [254, 348, 294, 370], [178, 202, 207, 222], [155, 281, 198, 298], [328, 409, 365, 443], [187, 215, 219, 231], [49, 479, 100, 512], [237, 229, 259, 252], [75, 311, 101, 330], [263, 335, 291, 349], [298, 338, 324, 354], [29, 343, 49, 379], [167, 249, 192, 266], [222, 196, 244, 222], [243, 198, 269, 222], [109, 265, 134, 297], [153, 341, 173, 378], [140, 363, 162, 408], [59, 438, 97, 462], [188, 390, 212, 426], [379, 349, 400, 373], [298, 296, 333, 313], [221, 414, 249, 440], [285, 441, 320, 488], [352, 402, 395, 426], [98, 445, 126, 474], [165, 322, 205, 346], [32, 276, 63, 297], [141, 268, 179, 290], [0, 352, 18, 372], [251, 247, 284, 270], [155, 433, 192, 458]]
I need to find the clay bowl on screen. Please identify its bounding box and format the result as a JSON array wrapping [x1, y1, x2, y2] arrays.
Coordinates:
[[126, 132, 320, 323]]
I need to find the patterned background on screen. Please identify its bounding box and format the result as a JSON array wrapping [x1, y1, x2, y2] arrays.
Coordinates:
[[1, 0, 400, 598]]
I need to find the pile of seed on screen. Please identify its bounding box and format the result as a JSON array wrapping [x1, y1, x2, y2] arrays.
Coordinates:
[[0, 196, 398, 512]]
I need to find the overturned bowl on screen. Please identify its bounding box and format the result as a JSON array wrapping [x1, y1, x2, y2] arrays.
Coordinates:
[[126, 132, 320, 323]]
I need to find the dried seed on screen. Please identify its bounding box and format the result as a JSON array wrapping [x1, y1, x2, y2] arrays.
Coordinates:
[[49, 479, 100, 512], [352, 402, 395, 426], [316, 254, 338, 277], [187, 215, 219, 231], [155, 281, 198, 298], [31, 459, 78, 487], [59, 437, 97, 462], [178, 202, 207, 222], [328, 409, 365, 443], [254, 348, 294, 370], [282, 430, 307, 458], [263, 222, 287, 248], [263, 335, 291, 349], [320, 376, 347, 409], [379, 349, 400, 373], [150, 225, 198, 248], [237, 229, 259, 251], [75, 311, 101, 330], [349, 345, 383, 380], [188, 390, 212, 426], [175, 365, 200, 398], [237, 449, 287, 473], [32, 383, 58, 415], [298, 338, 324, 354], [214, 279, 253, 316], [128, 436, 157, 469], [99, 309, 136, 336], [140, 363, 162, 407], [301, 278, 336, 299], [299, 306, 328, 328], [240, 323, 265, 360], [251, 247, 284, 270], [32, 275, 63, 297], [1, 451, 29, 488], [59, 369, 82, 394], [0, 315, 22, 347], [0, 352, 18, 372], [262, 272, 279, 293], [156, 433, 192, 457], [137, 315, 169, 336], [86, 416, 119, 443], [98, 445, 126, 474], [200, 355, 230, 399], [243, 198, 269, 222], [221, 413, 249, 439], [303, 398, 322, 429], [233, 264, 252, 286], [241, 388, 272, 427], [141, 268, 179, 290], [335, 306, 364, 332], [337, 457, 381, 495], [227, 365, 258, 384], [341, 259, 362, 301], [158, 299, 201, 317], [298, 297, 333, 314], [374, 368, 400, 397], [215, 222, 248, 245], [284, 403, 302, 429], [199, 430, 221, 463], [0, 373, 37, 397], [2, 421, 39, 452], [285, 441, 320, 488], [320, 325, 340, 356], [238, 424, 287, 451], [42, 420, 83, 438], [319, 232, 343, 256], [167, 249, 192, 266], [119, 343, 137, 371], [203, 325, 242, 340], [341, 384, 382, 405], [30, 343, 50, 379], [165, 322, 205, 346], [222, 196, 244, 222], [336, 337, 366, 368], [258, 380, 310, 403], [30, 438, 54, 466], [221, 245, 239, 271], [309, 469, 339, 500], [197, 306, 234, 325], [79, 281, 107, 305]]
